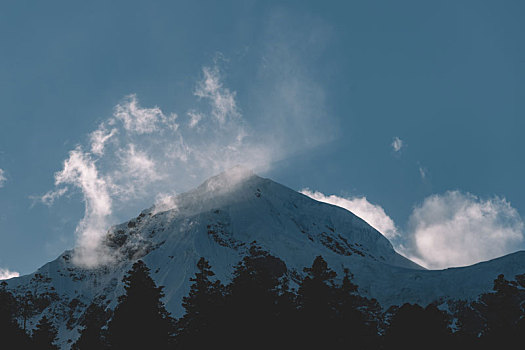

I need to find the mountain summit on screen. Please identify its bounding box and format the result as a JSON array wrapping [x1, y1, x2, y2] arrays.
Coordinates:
[[6, 169, 525, 348]]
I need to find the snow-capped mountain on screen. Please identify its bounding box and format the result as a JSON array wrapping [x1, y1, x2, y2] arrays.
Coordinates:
[[5, 168, 525, 348]]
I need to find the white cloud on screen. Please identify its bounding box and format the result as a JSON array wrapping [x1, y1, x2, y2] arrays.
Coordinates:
[[301, 188, 525, 270], [114, 94, 178, 134], [113, 144, 163, 198], [40, 187, 69, 206], [252, 13, 337, 154], [41, 27, 337, 268], [0, 268, 19, 280], [41, 63, 275, 268], [194, 66, 239, 124], [392, 136, 403, 152], [90, 125, 117, 156], [187, 110, 203, 128], [405, 191, 524, 269], [53, 147, 114, 267], [419, 166, 427, 180], [301, 189, 400, 240], [152, 192, 178, 215], [0, 168, 6, 188]]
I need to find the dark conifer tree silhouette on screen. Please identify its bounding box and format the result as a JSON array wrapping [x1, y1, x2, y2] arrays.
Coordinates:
[[384, 303, 450, 350], [226, 245, 289, 349], [332, 268, 380, 349], [72, 302, 110, 350], [296, 255, 338, 348], [32, 315, 59, 350], [0, 281, 32, 348], [106, 260, 173, 349], [475, 274, 523, 348], [175, 257, 224, 349]]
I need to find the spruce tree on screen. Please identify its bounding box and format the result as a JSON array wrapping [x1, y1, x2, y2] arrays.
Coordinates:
[[0, 281, 32, 348], [72, 302, 109, 350], [476, 274, 522, 347], [333, 268, 380, 349], [225, 245, 289, 349], [176, 257, 224, 348], [296, 256, 338, 348], [385, 303, 450, 350], [106, 260, 173, 349], [32, 315, 58, 350]]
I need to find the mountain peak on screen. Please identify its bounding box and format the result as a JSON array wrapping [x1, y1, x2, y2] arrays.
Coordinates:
[[197, 165, 257, 194]]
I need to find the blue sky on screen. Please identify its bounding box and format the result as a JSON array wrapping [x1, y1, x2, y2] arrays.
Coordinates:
[[1, 0, 525, 275]]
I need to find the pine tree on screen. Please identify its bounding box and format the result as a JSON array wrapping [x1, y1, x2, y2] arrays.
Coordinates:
[[384, 303, 450, 350], [0, 281, 32, 348], [32, 315, 58, 350], [476, 274, 522, 347], [296, 256, 338, 348], [333, 268, 380, 349], [72, 302, 110, 350], [175, 257, 224, 348], [225, 245, 289, 349], [106, 260, 173, 349]]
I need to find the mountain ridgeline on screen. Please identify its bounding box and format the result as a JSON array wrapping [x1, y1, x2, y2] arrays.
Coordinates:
[[4, 168, 525, 348]]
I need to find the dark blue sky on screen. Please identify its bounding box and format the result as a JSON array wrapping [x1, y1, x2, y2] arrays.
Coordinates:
[[1, 0, 524, 274]]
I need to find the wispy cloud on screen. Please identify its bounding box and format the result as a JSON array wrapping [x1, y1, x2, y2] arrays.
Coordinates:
[[0, 268, 19, 280], [39, 13, 337, 268], [53, 147, 114, 267], [0, 169, 6, 188], [301, 190, 400, 240], [114, 94, 178, 134], [251, 11, 337, 154], [187, 110, 203, 129], [419, 166, 427, 180], [391, 136, 403, 152], [90, 125, 118, 156], [194, 66, 239, 124], [39, 63, 286, 267], [39, 187, 69, 206]]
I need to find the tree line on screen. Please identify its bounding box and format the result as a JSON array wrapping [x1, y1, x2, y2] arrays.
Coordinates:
[[2, 244, 525, 349]]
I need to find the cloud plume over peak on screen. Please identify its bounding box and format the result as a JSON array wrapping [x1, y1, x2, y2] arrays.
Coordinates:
[[40, 53, 333, 267], [39, 64, 261, 267]]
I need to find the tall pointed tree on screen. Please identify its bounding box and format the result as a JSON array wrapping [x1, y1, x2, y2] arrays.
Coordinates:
[[0, 281, 32, 348], [296, 256, 338, 348], [332, 268, 380, 349], [476, 274, 523, 347], [72, 302, 110, 350], [176, 257, 224, 348], [225, 245, 289, 348], [32, 315, 58, 350], [106, 260, 173, 349], [385, 303, 451, 350]]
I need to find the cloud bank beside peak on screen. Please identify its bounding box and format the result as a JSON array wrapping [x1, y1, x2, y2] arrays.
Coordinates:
[[0, 268, 19, 280], [302, 189, 525, 269], [406, 191, 524, 269], [300, 189, 400, 240]]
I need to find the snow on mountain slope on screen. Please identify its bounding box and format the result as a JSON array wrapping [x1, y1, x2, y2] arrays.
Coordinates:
[[5, 168, 525, 348]]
